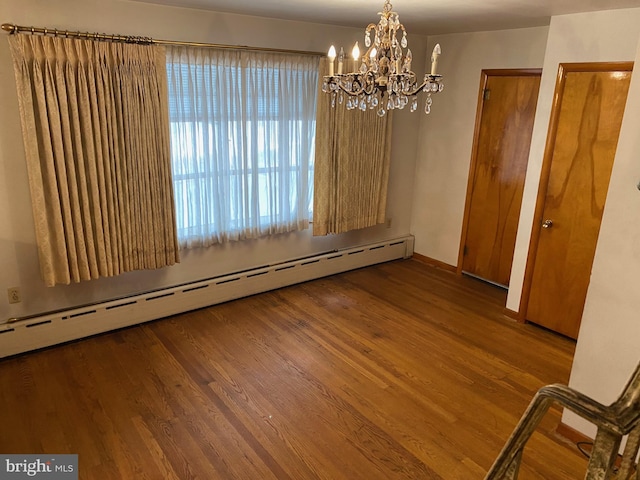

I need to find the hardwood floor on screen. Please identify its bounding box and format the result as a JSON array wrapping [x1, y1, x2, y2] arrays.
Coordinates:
[[0, 259, 587, 479]]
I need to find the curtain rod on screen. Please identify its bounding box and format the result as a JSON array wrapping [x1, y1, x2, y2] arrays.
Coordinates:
[[1, 23, 324, 57]]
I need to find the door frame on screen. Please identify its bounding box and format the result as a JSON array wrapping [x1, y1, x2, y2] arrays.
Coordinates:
[[457, 69, 542, 277], [516, 62, 634, 321]]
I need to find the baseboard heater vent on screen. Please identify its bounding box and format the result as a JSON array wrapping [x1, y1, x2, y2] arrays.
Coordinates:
[[0, 236, 414, 358]]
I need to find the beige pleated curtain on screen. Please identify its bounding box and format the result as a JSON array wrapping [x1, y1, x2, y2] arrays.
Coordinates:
[[9, 35, 179, 287], [313, 59, 393, 236]]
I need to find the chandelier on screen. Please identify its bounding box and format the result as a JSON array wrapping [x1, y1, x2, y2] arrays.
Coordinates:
[[322, 0, 443, 116]]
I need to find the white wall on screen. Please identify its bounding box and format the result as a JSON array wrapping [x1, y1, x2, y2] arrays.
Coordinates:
[[411, 27, 549, 265], [0, 0, 426, 321]]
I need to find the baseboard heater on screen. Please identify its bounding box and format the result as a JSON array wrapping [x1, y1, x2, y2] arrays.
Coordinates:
[[0, 236, 414, 358]]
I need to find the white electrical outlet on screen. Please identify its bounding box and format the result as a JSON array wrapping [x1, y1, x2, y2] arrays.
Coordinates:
[[7, 287, 20, 304]]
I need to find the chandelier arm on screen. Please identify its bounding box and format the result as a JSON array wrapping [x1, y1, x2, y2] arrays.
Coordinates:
[[333, 71, 379, 97], [403, 75, 444, 96], [336, 82, 368, 97], [323, 71, 378, 97], [323, 77, 367, 97], [402, 80, 428, 97]]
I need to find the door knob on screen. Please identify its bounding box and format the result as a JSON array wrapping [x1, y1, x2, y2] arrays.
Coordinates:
[[542, 219, 553, 229]]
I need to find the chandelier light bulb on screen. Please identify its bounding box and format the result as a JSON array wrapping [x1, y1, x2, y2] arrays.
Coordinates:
[[431, 43, 441, 75], [352, 41, 360, 61], [337, 47, 345, 74], [328, 45, 336, 76]]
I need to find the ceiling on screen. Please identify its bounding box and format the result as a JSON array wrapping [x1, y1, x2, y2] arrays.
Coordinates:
[[131, 0, 640, 35]]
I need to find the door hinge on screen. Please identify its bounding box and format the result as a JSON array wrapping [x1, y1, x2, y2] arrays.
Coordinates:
[[483, 89, 491, 100], [463, 245, 469, 256]]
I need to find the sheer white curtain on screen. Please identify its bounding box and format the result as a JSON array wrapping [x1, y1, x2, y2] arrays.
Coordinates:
[[166, 46, 318, 249]]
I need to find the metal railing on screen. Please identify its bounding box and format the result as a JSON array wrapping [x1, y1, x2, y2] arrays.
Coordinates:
[[486, 362, 640, 480]]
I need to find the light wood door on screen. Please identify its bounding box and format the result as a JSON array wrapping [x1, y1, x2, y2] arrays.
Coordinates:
[[461, 72, 541, 287], [526, 64, 632, 339]]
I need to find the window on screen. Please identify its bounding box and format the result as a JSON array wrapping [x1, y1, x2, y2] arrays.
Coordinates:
[[166, 46, 319, 248]]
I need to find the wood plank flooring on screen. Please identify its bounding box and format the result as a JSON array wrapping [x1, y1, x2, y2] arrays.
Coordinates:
[[0, 259, 588, 479]]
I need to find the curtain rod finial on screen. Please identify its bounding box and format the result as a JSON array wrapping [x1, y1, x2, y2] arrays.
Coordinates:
[[2, 24, 17, 33]]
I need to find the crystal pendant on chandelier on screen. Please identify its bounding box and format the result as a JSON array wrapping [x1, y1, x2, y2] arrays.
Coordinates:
[[322, 0, 443, 116]]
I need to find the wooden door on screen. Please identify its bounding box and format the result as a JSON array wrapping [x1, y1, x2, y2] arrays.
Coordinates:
[[460, 71, 541, 287], [525, 63, 632, 339]]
